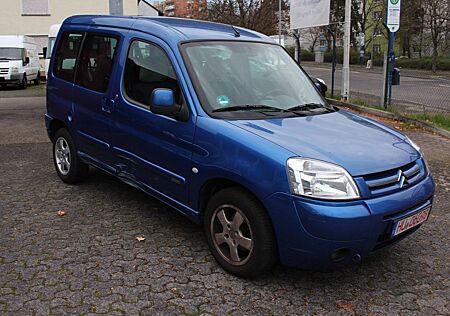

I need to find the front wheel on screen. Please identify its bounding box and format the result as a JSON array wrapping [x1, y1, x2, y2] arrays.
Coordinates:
[[20, 74, 27, 89], [204, 187, 277, 278], [53, 128, 88, 184]]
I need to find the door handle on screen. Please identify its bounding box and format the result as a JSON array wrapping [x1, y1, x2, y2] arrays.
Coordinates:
[[101, 98, 113, 113]]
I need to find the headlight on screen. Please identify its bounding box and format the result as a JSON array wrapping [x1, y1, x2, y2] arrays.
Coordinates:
[[287, 158, 360, 200], [404, 137, 431, 175], [12, 66, 19, 74], [405, 136, 421, 154]]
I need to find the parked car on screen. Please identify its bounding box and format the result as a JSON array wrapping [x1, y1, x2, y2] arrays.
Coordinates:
[[0, 35, 40, 88], [45, 16, 435, 278]]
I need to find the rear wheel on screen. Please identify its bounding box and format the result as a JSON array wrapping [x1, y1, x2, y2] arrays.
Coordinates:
[[33, 72, 40, 85], [204, 187, 277, 278], [53, 128, 88, 184]]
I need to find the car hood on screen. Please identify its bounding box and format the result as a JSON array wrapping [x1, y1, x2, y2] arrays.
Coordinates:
[[0, 60, 21, 67], [226, 110, 420, 176]]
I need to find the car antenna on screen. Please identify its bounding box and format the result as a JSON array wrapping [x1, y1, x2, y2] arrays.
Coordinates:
[[231, 25, 240, 38]]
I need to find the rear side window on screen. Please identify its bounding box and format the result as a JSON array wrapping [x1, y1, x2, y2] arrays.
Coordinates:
[[53, 33, 83, 82], [75, 34, 119, 92], [124, 40, 182, 107]]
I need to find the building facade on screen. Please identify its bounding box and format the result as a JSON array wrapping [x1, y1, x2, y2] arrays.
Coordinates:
[[162, 0, 206, 19], [0, 0, 141, 53]]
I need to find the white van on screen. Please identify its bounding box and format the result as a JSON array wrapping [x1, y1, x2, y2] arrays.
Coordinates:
[[0, 35, 40, 89], [45, 24, 61, 79]]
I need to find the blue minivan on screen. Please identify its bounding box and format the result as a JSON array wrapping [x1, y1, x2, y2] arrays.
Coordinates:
[[45, 16, 435, 277]]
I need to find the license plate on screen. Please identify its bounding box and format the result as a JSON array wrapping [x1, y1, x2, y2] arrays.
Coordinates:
[[392, 206, 431, 237]]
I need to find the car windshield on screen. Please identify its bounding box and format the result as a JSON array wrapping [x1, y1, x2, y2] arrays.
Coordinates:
[[181, 41, 332, 118], [46, 37, 56, 59], [0, 47, 23, 60]]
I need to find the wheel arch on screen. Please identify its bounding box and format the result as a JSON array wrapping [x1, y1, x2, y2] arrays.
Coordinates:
[[199, 177, 281, 270], [198, 177, 270, 222], [49, 119, 68, 141]]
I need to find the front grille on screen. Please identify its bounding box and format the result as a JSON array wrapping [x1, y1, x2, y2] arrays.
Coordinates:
[[362, 160, 426, 196], [371, 199, 432, 252], [0, 68, 8, 74], [372, 226, 419, 252]]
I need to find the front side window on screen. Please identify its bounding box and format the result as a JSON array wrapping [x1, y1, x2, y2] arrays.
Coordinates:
[[53, 33, 83, 82], [75, 34, 118, 92], [181, 41, 331, 119], [124, 40, 182, 107]]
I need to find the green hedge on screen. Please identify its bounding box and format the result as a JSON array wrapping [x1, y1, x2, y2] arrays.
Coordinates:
[[324, 48, 362, 65], [395, 57, 450, 71], [287, 46, 450, 70], [285, 47, 315, 62]]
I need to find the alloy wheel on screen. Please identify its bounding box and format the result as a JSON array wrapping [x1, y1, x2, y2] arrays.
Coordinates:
[[54, 137, 71, 175], [210, 205, 254, 266]]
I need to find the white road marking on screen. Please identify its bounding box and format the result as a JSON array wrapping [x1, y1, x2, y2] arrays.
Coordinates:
[[439, 84, 450, 88]]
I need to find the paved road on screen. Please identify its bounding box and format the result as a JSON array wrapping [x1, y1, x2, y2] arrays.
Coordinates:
[[0, 97, 449, 315], [303, 65, 450, 113]]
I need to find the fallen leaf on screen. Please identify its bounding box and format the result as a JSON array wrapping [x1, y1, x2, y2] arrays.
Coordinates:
[[57, 210, 66, 217], [170, 287, 181, 297], [337, 302, 355, 312], [135, 236, 146, 242]]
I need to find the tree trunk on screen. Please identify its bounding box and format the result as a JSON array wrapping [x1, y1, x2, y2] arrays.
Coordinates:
[[432, 42, 438, 73]]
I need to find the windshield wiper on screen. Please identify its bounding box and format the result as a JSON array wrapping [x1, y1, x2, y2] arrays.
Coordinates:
[[0, 58, 14, 61], [212, 105, 284, 113], [287, 103, 334, 113]]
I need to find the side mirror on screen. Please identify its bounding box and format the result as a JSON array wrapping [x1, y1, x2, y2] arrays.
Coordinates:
[[314, 78, 327, 97], [23, 57, 30, 66], [150, 88, 188, 121]]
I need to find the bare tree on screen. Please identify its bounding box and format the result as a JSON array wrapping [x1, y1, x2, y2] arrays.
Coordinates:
[[423, 0, 449, 72], [357, 0, 384, 51], [304, 27, 323, 52], [394, 0, 422, 57], [207, 0, 287, 35]]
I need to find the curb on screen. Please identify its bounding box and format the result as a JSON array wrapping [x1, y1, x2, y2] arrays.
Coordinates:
[[327, 98, 450, 139]]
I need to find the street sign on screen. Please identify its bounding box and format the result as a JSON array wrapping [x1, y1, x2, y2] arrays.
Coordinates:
[[386, 0, 401, 32], [357, 32, 365, 46], [290, 0, 330, 30]]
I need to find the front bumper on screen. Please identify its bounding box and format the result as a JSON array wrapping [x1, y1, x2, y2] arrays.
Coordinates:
[[263, 175, 435, 269], [0, 73, 23, 84]]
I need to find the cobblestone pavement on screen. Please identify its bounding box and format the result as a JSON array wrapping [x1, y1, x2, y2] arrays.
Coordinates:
[[0, 97, 449, 315]]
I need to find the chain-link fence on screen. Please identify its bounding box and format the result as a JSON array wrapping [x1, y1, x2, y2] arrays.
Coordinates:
[[302, 62, 450, 115]]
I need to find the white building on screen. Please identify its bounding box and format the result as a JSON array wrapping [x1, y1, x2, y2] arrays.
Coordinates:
[[0, 0, 160, 54]]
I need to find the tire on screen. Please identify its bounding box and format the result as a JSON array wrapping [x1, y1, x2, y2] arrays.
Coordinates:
[[204, 187, 277, 278], [33, 72, 40, 85], [53, 128, 88, 184], [20, 74, 27, 89]]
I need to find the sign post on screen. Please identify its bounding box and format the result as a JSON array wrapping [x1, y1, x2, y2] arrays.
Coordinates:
[[384, 0, 401, 108]]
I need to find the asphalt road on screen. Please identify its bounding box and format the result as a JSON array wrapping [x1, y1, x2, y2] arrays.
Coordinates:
[[0, 96, 449, 315], [303, 65, 450, 113]]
